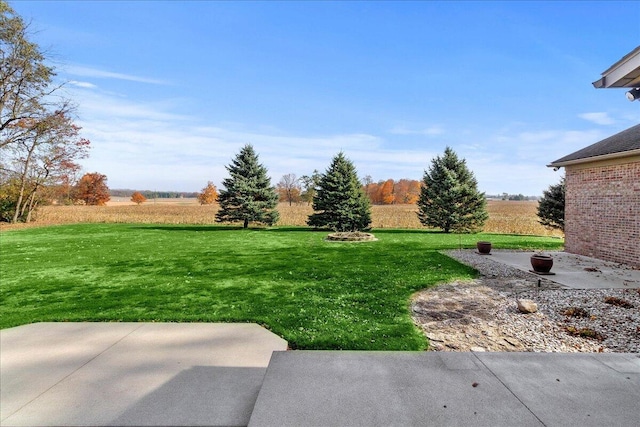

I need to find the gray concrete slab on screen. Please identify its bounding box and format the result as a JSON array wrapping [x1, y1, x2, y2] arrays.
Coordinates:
[[1, 322, 288, 427], [0, 322, 144, 421], [248, 351, 640, 427], [489, 251, 640, 289], [475, 352, 640, 427]]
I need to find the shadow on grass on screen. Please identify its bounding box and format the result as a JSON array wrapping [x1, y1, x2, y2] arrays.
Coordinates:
[[130, 225, 338, 233], [372, 229, 442, 235], [132, 226, 561, 240]]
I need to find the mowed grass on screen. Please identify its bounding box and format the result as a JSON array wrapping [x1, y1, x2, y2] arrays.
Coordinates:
[[0, 224, 563, 350]]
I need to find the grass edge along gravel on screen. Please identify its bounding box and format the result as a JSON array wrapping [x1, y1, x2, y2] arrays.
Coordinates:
[[0, 224, 563, 350]]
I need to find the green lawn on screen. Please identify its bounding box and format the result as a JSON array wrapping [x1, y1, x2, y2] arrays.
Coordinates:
[[0, 224, 563, 350]]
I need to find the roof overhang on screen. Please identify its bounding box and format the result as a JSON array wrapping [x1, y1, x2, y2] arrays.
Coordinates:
[[547, 148, 640, 168], [592, 46, 640, 88]]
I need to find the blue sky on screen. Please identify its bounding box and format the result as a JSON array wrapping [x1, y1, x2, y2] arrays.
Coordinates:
[[13, 1, 639, 195]]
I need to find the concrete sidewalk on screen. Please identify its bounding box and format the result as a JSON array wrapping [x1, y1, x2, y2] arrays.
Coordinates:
[[488, 250, 640, 289], [2, 323, 639, 427], [249, 351, 640, 427], [0, 322, 287, 427]]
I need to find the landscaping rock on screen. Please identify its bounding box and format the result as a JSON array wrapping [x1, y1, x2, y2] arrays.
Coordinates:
[[325, 232, 377, 242], [411, 280, 607, 353], [412, 250, 640, 353], [517, 299, 538, 314]]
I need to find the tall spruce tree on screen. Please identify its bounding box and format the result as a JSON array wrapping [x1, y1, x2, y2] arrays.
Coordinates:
[[215, 144, 279, 228], [417, 147, 488, 233], [537, 177, 565, 231], [308, 152, 371, 231]]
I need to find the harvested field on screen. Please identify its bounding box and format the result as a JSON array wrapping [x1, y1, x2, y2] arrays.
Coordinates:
[[260, 201, 561, 237], [1, 199, 562, 237]]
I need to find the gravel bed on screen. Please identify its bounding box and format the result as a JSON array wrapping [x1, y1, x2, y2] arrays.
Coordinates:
[[443, 250, 640, 353], [517, 288, 640, 353]]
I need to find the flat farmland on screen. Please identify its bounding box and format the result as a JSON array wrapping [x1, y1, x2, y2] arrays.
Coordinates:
[[2, 199, 562, 237]]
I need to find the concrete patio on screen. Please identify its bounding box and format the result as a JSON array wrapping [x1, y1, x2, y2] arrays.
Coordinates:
[[1, 323, 287, 426], [488, 250, 640, 289], [249, 351, 640, 427], [1, 322, 639, 427]]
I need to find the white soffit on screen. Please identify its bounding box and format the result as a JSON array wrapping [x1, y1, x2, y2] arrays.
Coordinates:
[[592, 46, 640, 88]]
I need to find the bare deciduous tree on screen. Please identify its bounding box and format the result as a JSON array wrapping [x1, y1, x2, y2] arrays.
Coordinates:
[[276, 173, 301, 206]]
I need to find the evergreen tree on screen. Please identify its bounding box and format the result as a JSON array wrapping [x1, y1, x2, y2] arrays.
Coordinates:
[[308, 152, 371, 231], [537, 177, 565, 231], [215, 144, 279, 228], [417, 147, 488, 233]]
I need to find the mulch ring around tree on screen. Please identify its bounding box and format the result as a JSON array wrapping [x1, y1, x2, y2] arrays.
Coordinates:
[[325, 232, 378, 242]]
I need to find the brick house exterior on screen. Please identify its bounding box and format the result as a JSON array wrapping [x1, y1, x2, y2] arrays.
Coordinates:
[[549, 124, 640, 267]]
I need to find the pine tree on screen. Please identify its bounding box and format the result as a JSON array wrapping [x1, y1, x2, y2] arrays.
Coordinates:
[[417, 147, 487, 233], [537, 177, 565, 231], [215, 144, 279, 228], [308, 152, 371, 231]]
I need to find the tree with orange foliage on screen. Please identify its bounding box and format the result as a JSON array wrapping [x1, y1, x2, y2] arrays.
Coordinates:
[[74, 173, 110, 206], [364, 178, 421, 205], [379, 179, 395, 204], [395, 179, 421, 204], [130, 191, 146, 205], [197, 181, 218, 205], [393, 179, 409, 204], [365, 181, 382, 204]]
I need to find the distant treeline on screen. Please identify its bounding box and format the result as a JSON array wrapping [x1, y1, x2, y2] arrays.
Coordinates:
[[110, 189, 199, 199], [109, 189, 538, 201], [486, 193, 539, 201]]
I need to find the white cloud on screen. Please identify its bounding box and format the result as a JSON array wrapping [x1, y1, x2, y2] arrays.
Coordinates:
[[67, 85, 613, 196], [389, 125, 445, 136], [578, 112, 615, 125], [454, 127, 608, 195], [65, 65, 168, 85], [76, 89, 189, 122], [69, 80, 97, 89], [489, 128, 606, 162], [71, 89, 394, 190]]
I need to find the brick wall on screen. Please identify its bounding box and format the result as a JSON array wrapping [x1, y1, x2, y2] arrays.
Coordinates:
[[564, 157, 640, 267]]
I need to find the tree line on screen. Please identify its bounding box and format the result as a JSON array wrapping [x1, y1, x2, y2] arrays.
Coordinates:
[[274, 175, 422, 206], [110, 189, 199, 199], [489, 193, 539, 201]]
